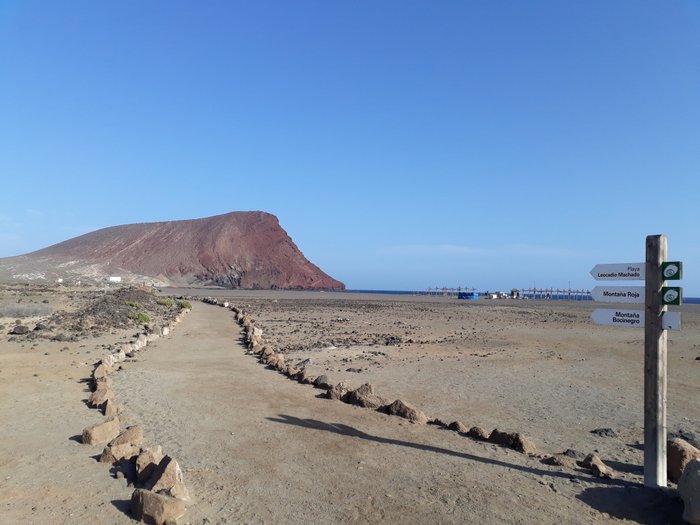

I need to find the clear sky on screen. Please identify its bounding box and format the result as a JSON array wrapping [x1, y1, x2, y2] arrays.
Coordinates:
[[1, 1, 699, 293]]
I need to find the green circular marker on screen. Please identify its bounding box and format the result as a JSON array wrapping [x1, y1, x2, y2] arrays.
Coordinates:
[[663, 264, 678, 279], [663, 289, 678, 303]]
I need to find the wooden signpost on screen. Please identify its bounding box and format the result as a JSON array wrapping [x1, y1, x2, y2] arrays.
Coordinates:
[[590, 235, 683, 488]]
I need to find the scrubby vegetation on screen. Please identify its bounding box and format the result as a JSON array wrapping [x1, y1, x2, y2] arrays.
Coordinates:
[[125, 300, 144, 309], [156, 298, 174, 307], [43, 287, 165, 338], [127, 311, 151, 323], [0, 303, 53, 318], [176, 299, 192, 310]]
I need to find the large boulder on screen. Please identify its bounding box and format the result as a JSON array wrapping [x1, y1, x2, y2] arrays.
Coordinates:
[[581, 454, 614, 479], [133, 334, 148, 350], [148, 456, 190, 502], [94, 375, 113, 388], [668, 438, 700, 483], [487, 429, 537, 454], [326, 382, 351, 401], [93, 363, 112, 380], [10, 325, 30, 335], [136, 446, 165, 483], [346, 383, 385, 409], [314, 375, 332, 390], [100, 442, 139, 464], [467, 426, 490, 440], [82, 417, 120, 445], [88, 385, 114, 409], [101, 354, 117, 367], [110, 425, 144, 448], [679, 459, 700, 525], [297, 367, 315, 385], [381, 400, 428, 425], [513, 434, 538, 455], [542, 454, 577, 469], [488, 429, 517, 447], [274, 355, 287, 372], [131, 488, 186, 525], [448, 421, 469, 433], [103, 398, 123, 417]]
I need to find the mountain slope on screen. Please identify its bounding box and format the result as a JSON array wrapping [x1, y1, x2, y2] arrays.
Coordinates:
[[0, 211, 344, 289]]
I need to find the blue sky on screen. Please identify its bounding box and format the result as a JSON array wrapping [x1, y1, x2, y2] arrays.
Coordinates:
[[1, 1, 699, 293]]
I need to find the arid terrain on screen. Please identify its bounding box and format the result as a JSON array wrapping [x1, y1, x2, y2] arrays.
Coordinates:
[[1, 284, 697, 524]]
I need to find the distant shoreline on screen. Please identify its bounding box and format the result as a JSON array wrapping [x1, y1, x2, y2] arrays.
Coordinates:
[[343, 289, 700, 304]]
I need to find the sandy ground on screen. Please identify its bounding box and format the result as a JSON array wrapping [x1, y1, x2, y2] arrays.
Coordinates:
[[178, 290, 700, 460], [1, 286, 696, 524], [0, 325, 135, 524], [0, 285, 181, 524]]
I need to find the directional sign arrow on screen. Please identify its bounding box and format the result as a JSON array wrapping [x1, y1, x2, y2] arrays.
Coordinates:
[[591, 309, 680, 330], [591, 308, 644, 328], [591, 286, 645, 304], [590, 263, 645, 281]]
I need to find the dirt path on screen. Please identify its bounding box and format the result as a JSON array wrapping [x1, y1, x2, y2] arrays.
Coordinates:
[[115, 303, 683, 524]]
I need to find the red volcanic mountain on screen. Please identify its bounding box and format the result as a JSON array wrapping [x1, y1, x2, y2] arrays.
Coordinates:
[[0, 211, 344, 289]]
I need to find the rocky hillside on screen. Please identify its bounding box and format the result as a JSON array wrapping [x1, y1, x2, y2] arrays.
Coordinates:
[[0, 211, 344, 290]]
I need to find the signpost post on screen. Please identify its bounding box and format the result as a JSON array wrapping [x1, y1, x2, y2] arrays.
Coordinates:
[[644, 235, 667, 489], [590, 235, 683, 489]]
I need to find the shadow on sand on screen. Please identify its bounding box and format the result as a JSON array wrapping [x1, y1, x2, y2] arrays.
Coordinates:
[[268, 414, 684, 524], [110, 499, 131, 517], [267, 414, 622, 484], [576, 486, 684, 525]]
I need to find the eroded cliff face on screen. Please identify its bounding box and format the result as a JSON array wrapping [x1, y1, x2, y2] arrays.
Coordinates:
[[0, 211, 344, 290]]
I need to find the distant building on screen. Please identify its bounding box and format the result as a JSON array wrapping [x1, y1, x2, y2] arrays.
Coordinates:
[[458, 291, 479, 300], [108, 276, 122, 283]]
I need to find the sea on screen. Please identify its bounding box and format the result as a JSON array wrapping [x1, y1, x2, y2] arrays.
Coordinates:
[[344, 289, 700, 304]]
